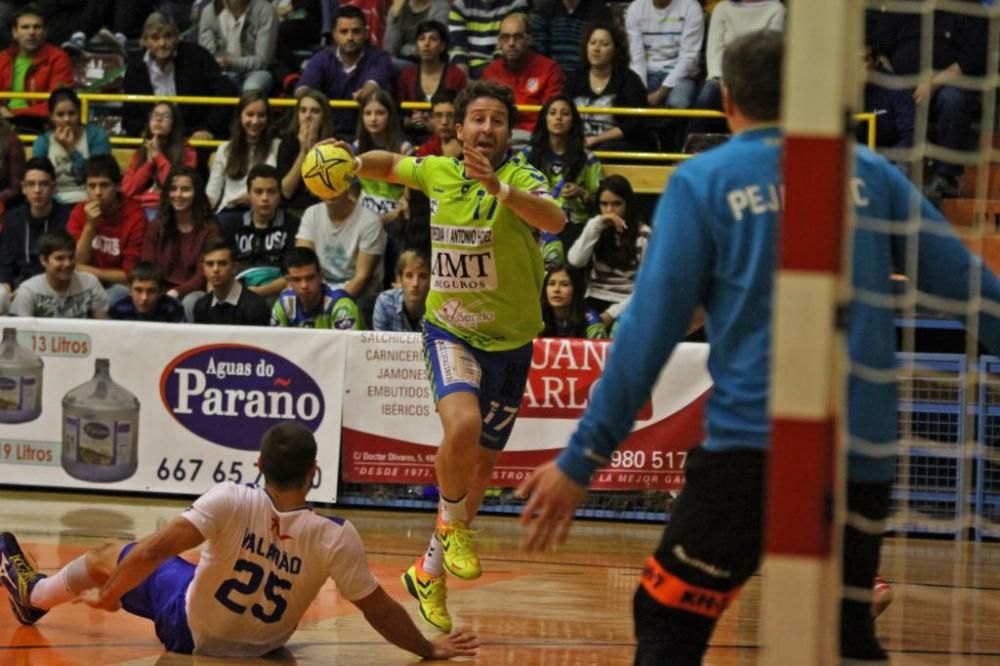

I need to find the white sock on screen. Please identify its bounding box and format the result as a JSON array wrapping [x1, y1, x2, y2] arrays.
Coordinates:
[[422, 534, 444, 577], [29, 555, 96, 610], [439, 494, 468, 524]]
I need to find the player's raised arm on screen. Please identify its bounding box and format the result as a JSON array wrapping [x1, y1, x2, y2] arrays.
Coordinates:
[[317, 139, 408, 185], [463, 143, 565, 234]]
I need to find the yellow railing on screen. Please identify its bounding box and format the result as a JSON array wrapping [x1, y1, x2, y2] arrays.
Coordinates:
[[0, 91, 878, 156]]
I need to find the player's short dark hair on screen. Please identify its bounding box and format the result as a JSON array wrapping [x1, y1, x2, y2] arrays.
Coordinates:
[[283, 246, 321, 275], [335, 5, 366, 29], [246, 163, 280, 189], [84, 153, 121, 184], [23, 156, 55, 180], [260, 421, 318, 490], [38, 230, 75, 259], [430, 89, 457, 108], [722, 30, 783, 123], [12, 4, 44, 29], [201, 237, 233, 258], [455, 80, 518, 131], [128, 261, 165, 287]]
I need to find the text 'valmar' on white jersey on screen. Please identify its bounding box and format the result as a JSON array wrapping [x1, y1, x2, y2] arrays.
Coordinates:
[[180, 482, 378, 657]]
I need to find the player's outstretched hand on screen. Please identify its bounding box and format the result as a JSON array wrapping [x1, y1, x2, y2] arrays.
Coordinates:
[[78, 587, 121, 612], [462, 144, 500, 195], [428, 627, 480, 659], [517, 460, 587, 551], [314, 137, 355, 156]]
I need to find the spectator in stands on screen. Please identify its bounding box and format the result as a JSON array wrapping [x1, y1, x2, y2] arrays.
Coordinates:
[[396, 20, 467, 141], [31, 88, 111, 205], [384, 0, 448, 73], [9, 229, 108, 318], [354, 89, 413, 223], [295, 181, 386, 310], [416, 89, 461, 157], [223, 164, 297, 300], [540, 264, 593, 338], [278, 88, 336, 214], [121, 102, 198, 221], [198, 0, 279, 94], [482, 14, 564, 145], [123, 12, 237, 140], [66, 155, 146, 306], [273, 0, 325, 89], [565, 22, 648, 152], [869, 0, 987, 199], [373, 248, 429, 331], [530, 0, 611, 77], [271, 246, 364, 329], [296, 5, 392, 139], [143, 166, 221, 321], [192, 237, 271, 325], [108, 261, 185, 322], [626, 0, 704, 150], [0, 157, 70, 314], [206, 90, 280, 223], [691, 0, 785, 137], [527, 95, 601, 256], [567, 175, 650, 330], [341, 0, 390, 48], [448, 0, 528, 79], [0, 114, 24, 211], [41, 0, 156, 47], [0, 5, 73, 133]]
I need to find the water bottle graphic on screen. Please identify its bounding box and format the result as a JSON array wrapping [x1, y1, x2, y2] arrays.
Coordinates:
[[0, 328, 43, 423], [62, 358, 140, 482]]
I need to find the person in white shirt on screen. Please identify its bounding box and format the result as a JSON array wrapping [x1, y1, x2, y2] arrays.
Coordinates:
[[198, 0, 279, 94], [9, 229, 109, 319], [625, 0, 704, 149], [690, 0, 786, 135], [0, 421, 478, 660], [295, 182, 386, 308]]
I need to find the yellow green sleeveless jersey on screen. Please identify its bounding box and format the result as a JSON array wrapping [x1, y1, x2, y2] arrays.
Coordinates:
[[394, 152, 552, 351]]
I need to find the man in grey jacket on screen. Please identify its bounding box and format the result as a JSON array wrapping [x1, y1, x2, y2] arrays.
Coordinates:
[[198, 0, 279, 94]]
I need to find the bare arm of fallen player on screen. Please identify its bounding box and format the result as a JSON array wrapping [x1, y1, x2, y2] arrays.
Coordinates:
[[352, 585, 480, 658], [81, 515, 205, 611]]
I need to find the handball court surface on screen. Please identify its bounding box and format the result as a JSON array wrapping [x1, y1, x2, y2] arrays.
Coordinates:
[[1, 489, 998, 665]]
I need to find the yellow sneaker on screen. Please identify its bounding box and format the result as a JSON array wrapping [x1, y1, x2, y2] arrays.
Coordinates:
[[401, 561, 451, 632], [437, 520, 481, 580]]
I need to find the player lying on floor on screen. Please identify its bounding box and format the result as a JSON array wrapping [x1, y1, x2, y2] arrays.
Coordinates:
[[0, 421, 477, 660]]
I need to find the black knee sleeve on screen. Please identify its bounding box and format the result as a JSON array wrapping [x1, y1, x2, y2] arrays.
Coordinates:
[[840, 480, 892, 661], [633, 584, 716, 666]]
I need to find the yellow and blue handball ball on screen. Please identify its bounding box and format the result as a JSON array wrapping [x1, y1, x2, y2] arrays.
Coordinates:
[[301, 144, 355, 199]]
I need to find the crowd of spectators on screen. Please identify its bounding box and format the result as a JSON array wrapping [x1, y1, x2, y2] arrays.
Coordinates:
[[0, 0, 986, 334]]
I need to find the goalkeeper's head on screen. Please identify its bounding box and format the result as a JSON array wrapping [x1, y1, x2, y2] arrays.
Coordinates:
[[721, 30, 783, 125]]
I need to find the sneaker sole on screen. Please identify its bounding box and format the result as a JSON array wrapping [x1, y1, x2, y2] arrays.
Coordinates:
[[8, 597, 44, 625], [400, 571, 451, 632]]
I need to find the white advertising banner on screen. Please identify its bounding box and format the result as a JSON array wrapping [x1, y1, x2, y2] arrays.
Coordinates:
[[0, 317, 346, 500], [342, 333, 712, 490]]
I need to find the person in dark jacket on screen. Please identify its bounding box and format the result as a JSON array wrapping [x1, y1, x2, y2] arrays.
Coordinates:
[[0, 156, 70, 314], [122, 11, 238, 141]]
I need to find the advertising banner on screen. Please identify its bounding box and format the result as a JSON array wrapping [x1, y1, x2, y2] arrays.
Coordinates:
[[341, 333, 712, 491], [0, 318, 346, 500]]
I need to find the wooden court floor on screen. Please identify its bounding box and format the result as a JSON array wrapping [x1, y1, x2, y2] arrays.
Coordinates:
[[1, 488, 998, 665]]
